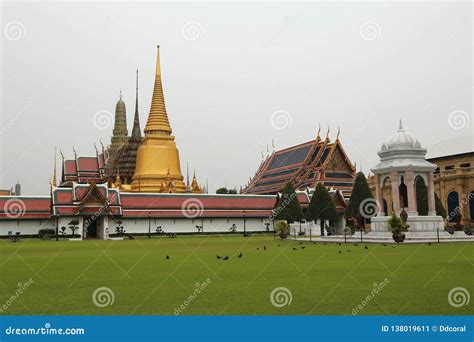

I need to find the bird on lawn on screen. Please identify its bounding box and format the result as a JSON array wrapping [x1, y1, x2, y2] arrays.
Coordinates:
[[257, 247, 260, 250], [338, 243, 342, 246], [301, 246, 305, 249], [264, 246, 267, 251], [428, 242, 432, 245], [238, 252, 243, 258], [364, 246, 368, 250], [298, 242, 303, 245], [346, 249, 351, 252], [216, 255, 222, 259], [382, 244, 387, 247], [292, 247, 297, 250], [223, 256, 229, 260], [166, 255, 170, 260], [338, 250, 342, 254], [353, 244, 358, 246]]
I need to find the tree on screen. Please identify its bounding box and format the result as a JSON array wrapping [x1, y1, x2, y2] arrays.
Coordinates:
[[345, 172, 374, 228], [415, 178, 429, 216], [68, 220, 80, 237], [306, 183, 338, 236], [273, 182, 303, 223], [216, 187, 238, 194], [435, 193, 447, 218]]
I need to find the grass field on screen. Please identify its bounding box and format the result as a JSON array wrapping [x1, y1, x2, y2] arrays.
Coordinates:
[[0, 235, 473, 315]]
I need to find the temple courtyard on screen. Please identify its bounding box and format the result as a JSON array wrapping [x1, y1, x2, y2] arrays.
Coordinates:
[[0, 235, 472, 315]]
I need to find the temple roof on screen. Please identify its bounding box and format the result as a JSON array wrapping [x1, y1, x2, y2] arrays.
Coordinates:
[[242, 132, 356, 198]]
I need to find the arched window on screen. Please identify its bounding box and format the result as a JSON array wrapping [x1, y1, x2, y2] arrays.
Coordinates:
[[470, 191, 474, 222], [399, 176, 408, 208], [447, 191, 459, 222], [415, 176, 428, 216]]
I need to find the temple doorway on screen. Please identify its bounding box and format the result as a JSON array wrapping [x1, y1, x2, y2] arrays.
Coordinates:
[[84, 217, 99, 239]]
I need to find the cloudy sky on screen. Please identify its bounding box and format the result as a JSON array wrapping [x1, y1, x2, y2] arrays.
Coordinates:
[[1, 1, 472, 195]]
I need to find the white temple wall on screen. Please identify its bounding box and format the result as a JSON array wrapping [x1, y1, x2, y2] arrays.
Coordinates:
[[117, 217, 270, 235], [0, 219, 55, 236]]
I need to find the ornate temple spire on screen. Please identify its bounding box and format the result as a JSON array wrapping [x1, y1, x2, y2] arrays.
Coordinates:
[[144, 45, 172, 135], [131, 69, 142, 139], [52, 148, 57, 187], [399, 118, 404, 131]]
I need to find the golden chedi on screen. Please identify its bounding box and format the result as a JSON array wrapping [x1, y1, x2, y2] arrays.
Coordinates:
[[131, 46, 186, 193]]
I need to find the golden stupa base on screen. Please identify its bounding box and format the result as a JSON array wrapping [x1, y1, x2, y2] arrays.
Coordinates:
[[130, 176, 186, 193]]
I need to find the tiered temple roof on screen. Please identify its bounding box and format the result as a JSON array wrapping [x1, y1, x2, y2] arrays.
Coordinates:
[[242, 130, 356, 198]]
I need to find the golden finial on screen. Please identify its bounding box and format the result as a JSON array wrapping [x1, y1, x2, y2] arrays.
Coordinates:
[[325, 125, 330, 140], [99, 140, 105, 154], [317, 123, 321, 138], [72, 146, 77, 158], [271, 139, 275, 150], [336, 126, 340, 140], [52, 147, 57, 187], [59, 149, 65, 161], [156, 45, 161, 76], [94, 143, 99, 156]]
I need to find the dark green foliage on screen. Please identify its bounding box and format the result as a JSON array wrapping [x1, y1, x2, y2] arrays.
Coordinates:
[[306, 183, 338, 236], [216, 187, 228, 194], [345, 172, 374, 227], [415, 178, 429, 216], [273, 182, 303, 223], [435, 193, 447, 218], [38, 228, 55, 238]]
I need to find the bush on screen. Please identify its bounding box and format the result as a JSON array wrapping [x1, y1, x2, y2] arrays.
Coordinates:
[[275, 221, 290, 239], [38, 228, 55, 238], [445, 226, 455, 235], [463, 226, 473, 235], [41, 234, 55, 240]]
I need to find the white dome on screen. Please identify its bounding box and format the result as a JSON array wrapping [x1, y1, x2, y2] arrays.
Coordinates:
[[384, 120, 420, 149]]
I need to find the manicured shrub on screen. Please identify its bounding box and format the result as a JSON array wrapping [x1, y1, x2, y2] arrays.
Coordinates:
[[38, 228, 55, 238]]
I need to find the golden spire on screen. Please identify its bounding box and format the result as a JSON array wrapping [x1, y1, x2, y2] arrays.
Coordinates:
[[144, 45, 172, 135], [52, 148, 57, 187]]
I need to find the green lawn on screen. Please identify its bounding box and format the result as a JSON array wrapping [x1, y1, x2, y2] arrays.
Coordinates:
[[0, 235, 472, 315]]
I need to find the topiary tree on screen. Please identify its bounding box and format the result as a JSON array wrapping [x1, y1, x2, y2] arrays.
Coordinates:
[[273, 182, 303, 223], [68, 220, 80, 237], [345, 172, 374, 228], [306, 183, 338, 236], [415, 178, 429, 216], [435, 193, 447, 218]]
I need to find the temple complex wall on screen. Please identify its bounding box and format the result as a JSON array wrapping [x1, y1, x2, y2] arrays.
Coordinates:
[[0, 219, 55, 236]]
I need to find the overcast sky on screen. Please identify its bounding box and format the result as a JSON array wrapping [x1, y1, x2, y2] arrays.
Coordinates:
[[1, 1, 472, 195]]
